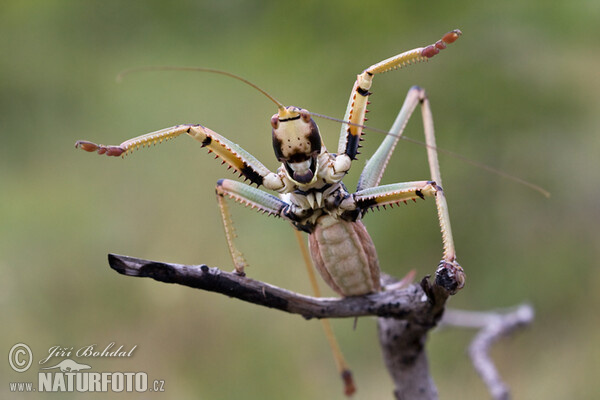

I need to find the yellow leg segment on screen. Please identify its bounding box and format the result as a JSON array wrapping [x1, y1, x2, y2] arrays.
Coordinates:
[[216, 192, 248, 274], [293, 230, 356, 396]]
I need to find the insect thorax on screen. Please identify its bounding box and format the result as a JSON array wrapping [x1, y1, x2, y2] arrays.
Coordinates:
[[282, 165, 360, 234]]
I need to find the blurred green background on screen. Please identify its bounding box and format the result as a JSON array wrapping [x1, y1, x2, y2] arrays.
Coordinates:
[[2, 1, 598, 399]]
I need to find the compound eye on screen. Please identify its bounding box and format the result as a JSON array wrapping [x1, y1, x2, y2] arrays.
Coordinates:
[[300, 109, 311, 123], [270, 114, 279, 129]]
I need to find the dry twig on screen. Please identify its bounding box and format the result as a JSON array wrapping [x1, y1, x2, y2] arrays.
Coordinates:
[[442, 306, 535, 400]]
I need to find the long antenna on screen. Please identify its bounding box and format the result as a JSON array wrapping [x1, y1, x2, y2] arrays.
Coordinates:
[[310, 111, 550, 198], [117, 66, 285, 111]]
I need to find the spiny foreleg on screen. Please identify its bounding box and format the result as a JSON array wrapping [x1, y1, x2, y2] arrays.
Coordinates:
[[76, 124, 286, 191], [355, 180, 464, 292], [336, 29, 461, 164]]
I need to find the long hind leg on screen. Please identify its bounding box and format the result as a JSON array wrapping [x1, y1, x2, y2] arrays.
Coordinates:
[[356, 87, 464, 290]]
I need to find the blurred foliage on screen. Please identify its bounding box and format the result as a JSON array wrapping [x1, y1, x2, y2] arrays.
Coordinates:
[[1, 0, 599, 399]]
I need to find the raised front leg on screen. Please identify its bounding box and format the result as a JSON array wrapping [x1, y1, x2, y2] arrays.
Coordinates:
[[337, 29, 461, 164], [75, 124, 286, 191]]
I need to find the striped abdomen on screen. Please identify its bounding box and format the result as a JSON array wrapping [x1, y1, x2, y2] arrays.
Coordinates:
[[308, 215, 381, 296]]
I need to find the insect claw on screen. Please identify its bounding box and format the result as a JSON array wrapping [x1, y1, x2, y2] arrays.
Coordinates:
[[342, 369, 356, 396], [75, 140, 100, 152], [436, 259, 465, 294], [442, 29, 462, 44], [421, 45, 440, 58], [105, 146, 126, 157], [75, 141, 126, 157]]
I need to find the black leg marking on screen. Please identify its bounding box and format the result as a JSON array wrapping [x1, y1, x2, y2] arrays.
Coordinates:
[[344, 133, 361, 160], [201, 136, 212, 147], [240, 164, 264, 186]]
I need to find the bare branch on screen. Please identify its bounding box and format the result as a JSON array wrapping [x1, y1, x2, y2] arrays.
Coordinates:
[[107, 253, 529, 400], [378, 316, 439, 399], [442, 305, 535, 400], [108, 253, 438, 320]]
